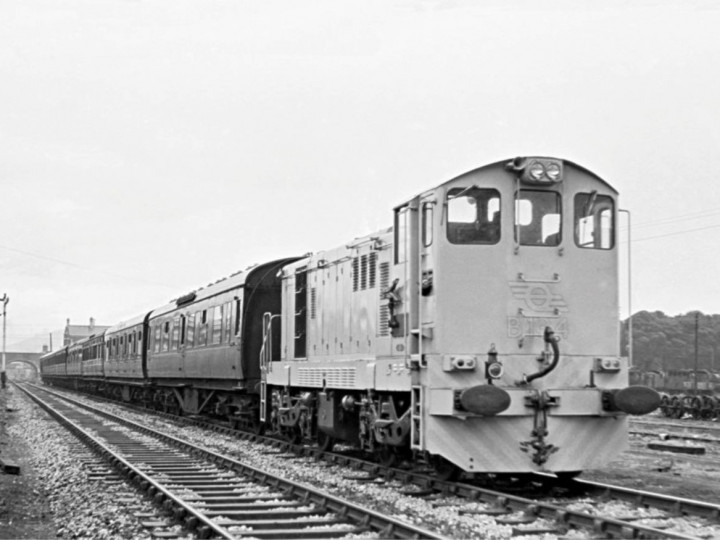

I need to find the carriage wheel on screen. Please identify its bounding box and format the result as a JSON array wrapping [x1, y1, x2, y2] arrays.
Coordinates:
[[689, 396, 703, 419], [659, 394, 671, 417], [669, 396, 683, 419], [701, 396, 715, 420], [713, 397, 720, 419]]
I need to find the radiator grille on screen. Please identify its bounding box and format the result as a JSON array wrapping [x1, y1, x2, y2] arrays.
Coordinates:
[[352, 257, 359, 291], [296, 367, 357, 388], [379, 262, 390, 336], [310, 287, 317, 319], [352, 253, 378, 293]]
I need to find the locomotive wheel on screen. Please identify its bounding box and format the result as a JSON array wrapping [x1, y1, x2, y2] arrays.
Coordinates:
[[251, 419, 265, 436], [432, 456, 461, 481], [283, 426, 302, 445], [317, 430, 336, 452], [377, 445, 399, 468]]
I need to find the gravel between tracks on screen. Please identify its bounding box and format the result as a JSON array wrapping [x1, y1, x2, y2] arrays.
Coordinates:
[[0, 385, 158, 539]]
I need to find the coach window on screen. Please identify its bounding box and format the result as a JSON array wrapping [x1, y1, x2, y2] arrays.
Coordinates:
[[447, 187, 501, 244], [223, 302, 232, 343], [187, 313, 195, 347], [574, 192, 615, 249], [161, 321, 170, 352], [212, 305, 223, 345], [171, 315, 180, 350], [515, 190, 561, 246], [155, 322, 162, 352], [198, 309, 208, 347], [234, 298, 242, 336]]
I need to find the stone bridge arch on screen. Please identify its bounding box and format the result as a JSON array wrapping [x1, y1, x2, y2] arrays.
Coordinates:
[[4, 353, 41, 378]]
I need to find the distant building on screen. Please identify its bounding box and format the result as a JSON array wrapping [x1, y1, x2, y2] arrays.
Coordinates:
[[63, 317, 110, 346]]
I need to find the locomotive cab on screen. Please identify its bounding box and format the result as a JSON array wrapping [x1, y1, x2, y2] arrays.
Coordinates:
[[391, 157, 659, 473]]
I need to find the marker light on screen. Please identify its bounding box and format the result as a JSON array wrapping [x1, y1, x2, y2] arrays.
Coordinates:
[[486, 361, 504, 379]]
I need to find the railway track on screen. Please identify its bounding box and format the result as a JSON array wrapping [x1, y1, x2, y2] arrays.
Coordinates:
[[630, 416, 720, 445], [17, 383, 442, 539], [29, 384, 720, 539]]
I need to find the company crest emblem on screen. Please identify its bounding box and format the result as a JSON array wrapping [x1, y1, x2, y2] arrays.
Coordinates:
[[509, 282, 568, 314]]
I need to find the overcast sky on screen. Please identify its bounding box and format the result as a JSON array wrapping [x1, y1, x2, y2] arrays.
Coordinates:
[[2, 0, 720, 351]]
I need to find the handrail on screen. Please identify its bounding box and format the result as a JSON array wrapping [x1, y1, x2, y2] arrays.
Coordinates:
[[259, 312, 280, 372]]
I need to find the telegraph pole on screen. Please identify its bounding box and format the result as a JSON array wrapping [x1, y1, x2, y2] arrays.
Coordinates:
[[694, 311, 699, 395], [1, 294, 8, 389]]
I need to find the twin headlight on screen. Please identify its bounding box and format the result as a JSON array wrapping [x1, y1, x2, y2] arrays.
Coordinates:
[[507, 157, 564, 184]]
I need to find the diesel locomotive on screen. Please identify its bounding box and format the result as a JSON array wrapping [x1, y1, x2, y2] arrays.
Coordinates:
[[41, 157, 660, 478]]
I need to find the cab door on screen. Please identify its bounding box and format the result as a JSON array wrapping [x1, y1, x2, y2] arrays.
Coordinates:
[[418, 195, 436, 356]]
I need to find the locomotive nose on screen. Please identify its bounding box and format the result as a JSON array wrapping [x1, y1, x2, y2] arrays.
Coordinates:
[[603, 385, 661, 415]]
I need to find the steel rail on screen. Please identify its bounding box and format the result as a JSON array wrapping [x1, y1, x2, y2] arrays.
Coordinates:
[[24, 384, 444, 540], [34, 384, 705, 539], [17, 383, 237, 540], [630, 427, 720, 444], [566, 476, 720, 521]]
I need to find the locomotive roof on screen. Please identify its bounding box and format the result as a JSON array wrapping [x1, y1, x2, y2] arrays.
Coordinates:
[[395, 157, 618, 209], [280, 227, 393, 275]]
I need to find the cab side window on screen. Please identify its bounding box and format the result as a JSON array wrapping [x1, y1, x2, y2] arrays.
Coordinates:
[[447, 187, 501, 244], [574, 192, 614, 249]]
